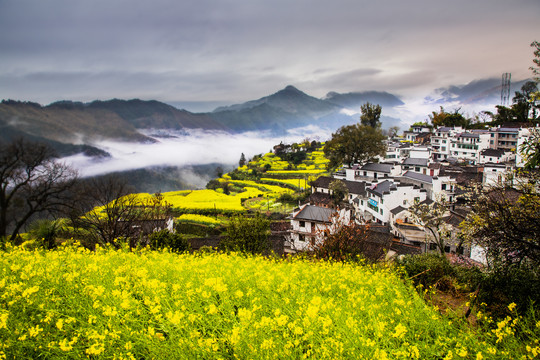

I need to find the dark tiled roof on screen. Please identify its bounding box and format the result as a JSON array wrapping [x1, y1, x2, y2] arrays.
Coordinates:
[[307, 192, 333, 207], [293, 205, 335, 223], [368, 180, 397, 197], [390, 205, 407, 215], [437, 127, 453, 132], [402, 158, 429, 167], [361, 163, 393, 173], [493, 127, 519, 133], [390, 241, 422, 256], [402, 171, 433, 184], [311, 176, 333, 188], [457, 133, 479, 138], [311, 176, 366, 195], [480, 149, 504, 157]]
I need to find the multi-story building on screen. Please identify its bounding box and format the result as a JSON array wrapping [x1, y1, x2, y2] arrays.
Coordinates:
[[449, 132, 490, 164], [431, 126, 464, 161], [355, 180, 427, 225], [489, 127, 519, 150]]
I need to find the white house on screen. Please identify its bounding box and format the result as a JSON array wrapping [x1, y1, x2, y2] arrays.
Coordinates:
[[288, 204, 350, 252], [357, 180, 427, 225], [449, 132, 490, 164], [478, 148, 515, 165], [431, 126, 464, 161]]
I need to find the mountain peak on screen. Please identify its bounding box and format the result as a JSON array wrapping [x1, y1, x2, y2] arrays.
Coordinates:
[[284, 85, 301, 92]]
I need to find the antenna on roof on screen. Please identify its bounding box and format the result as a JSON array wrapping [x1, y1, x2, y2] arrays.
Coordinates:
[[501, 73, 511, 106]]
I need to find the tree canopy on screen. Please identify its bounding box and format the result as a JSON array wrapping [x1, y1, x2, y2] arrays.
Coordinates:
[[429, 107, 470, 128], [323, 123, 387, 169], [360, 102, 382, 128]]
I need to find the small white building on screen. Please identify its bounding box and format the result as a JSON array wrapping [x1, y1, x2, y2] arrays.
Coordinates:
[[289, 204, 350, 252], [478, 148, 515, 164], [356, 180, 427, 225]]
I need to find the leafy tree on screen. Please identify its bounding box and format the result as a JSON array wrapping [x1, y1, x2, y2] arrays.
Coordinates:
[[329, 179, 349, 204], [461, 172, 540, 268], [220, 214, 271, 254], [520, 127, 540, 169], [530, 40, 540, 82], [429, 107, 470, 128], [360, 102, 382, 128], [0, 138, 78, 241], [409, 197, 453, 255], [323, 123, 386, 169], [215, 166, 224, 178], [239, 153, 247, 167], [512, 81, 539, 122]]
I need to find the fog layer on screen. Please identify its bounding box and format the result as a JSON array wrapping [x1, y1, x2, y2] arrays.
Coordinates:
[[63, 127, 333, 178]]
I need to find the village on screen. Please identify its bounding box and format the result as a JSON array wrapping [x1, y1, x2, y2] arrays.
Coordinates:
[[285, 123, 536, 263]]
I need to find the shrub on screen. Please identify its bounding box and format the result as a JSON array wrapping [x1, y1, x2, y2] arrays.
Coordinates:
[[28, 219, 66, 249], [397, 253, 456, 290], [219, 214, 271, 254], [476, 264, 540, 317], [149, 229, 190, 252]]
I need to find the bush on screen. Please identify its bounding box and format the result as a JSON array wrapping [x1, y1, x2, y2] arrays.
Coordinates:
[[149, 230, 190, 252], [476, 264, 540, 317], [28, 219, 66, 249], [219, 214, 270, 254], [397, 253, 456, 291]]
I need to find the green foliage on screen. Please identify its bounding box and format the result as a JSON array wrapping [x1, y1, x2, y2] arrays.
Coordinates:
[[461, 171, 540, 268], [323, 123, 386, 169], [359, 102, 382, 128], [220, 214, 271, 254], [520, 128, 540, 169], [429, 107, 470, 128], [476, 265, 540, 317], [397, 253, 456, 291], [328, 179, 348, 204], [149, 229, 190, 252], [28, 219, 66, 250]]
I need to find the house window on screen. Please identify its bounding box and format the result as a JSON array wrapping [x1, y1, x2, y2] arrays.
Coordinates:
[[403, 200, 407, 205], [299, 221, 306, 228], [299, 234, 305, 242], [429, 243, 437, 250], [361, 200, 364, 205], [380, 208, 383, 215], [442, 184, 447, 190], [415, 167, 420, 172]]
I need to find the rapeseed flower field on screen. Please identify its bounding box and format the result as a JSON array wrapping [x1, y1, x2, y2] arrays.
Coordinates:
[[1, 245, 537, 359]]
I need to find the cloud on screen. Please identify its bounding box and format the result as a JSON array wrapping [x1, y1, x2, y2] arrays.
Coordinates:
[[1, 0, 538, 105]]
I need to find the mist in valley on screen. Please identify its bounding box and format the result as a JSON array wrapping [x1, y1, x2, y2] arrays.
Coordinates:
[[62, 127, 333, 192]]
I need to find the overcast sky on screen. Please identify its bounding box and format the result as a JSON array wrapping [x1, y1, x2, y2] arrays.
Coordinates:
[[1, 0, 539, 109]]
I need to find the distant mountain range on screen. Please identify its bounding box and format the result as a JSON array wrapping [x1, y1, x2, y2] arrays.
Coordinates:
[[1, 78, 532, 157], [0, 86, 406, 154]]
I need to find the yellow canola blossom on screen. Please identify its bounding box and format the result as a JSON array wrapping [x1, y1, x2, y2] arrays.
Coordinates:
[[0, 247, 537, 359]]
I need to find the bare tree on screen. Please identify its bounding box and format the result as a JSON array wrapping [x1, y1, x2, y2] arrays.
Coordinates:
[[0, 138, 78, 241], [70, 176, 172, 248]]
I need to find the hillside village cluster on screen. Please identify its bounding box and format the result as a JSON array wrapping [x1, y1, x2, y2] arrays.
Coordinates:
[[287, 124, 536, 263]]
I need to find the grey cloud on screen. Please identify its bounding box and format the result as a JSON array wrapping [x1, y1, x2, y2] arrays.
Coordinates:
[[0, 0, 539, 105]]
